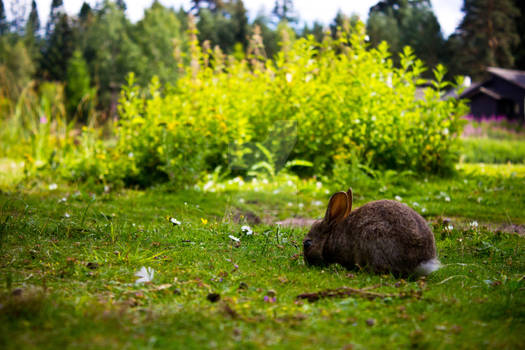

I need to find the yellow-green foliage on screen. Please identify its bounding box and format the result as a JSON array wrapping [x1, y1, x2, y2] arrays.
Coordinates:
[[73, 21, 468, 187]]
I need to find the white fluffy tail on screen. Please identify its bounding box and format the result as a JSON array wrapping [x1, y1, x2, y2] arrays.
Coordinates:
[[414, 258, 441, 276]]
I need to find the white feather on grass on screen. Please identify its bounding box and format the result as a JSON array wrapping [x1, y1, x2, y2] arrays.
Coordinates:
[[135, 266, 155, 284]]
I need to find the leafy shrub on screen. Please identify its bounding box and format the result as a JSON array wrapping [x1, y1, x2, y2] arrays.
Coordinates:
[[57, 20, 469, 188]]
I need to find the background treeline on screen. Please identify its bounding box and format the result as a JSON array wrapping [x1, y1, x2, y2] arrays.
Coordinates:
[[0, 0, 523, 121]]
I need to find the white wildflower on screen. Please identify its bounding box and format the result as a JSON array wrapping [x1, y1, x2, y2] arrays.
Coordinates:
[[312, 200, 323, 206], [135, 266, 155, 284], [443, 128, 449, 135], [364, 35, 370, 42], [447, 224, 454, 231], [169, 217, 181, 226], [273, 189, 280, 194], [316, 181, 322, 189], [128, 152, 134, 158], [421, 208, 427, 213], [64, 213, 70, 218], [298, 203, 304, 209], [395, 195, 402, 201], [445, 196, 451, 202], [287, 202, 293, 207], [286, 73, 293, 83], [58, 197, 67, 203], [49, 183, 58, 190], [241, 225, 253, 235], [470, 221, 479, 228]]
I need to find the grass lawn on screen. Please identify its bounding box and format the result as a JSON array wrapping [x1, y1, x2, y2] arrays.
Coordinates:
[[0, 163, 524, 349]]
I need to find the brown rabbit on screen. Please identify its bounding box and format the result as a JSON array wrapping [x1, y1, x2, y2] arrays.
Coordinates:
[[303, 188, 440, 276]]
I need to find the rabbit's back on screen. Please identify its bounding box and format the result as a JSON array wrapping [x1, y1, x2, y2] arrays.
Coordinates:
[[344, 200, 436, 275]]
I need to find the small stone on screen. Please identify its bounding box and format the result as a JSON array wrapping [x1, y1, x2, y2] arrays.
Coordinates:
[[86, 262, 99, 270], [207, 293, 220, 303]]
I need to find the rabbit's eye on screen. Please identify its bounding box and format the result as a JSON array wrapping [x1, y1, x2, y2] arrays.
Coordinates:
[[303, 240, 313, 249]]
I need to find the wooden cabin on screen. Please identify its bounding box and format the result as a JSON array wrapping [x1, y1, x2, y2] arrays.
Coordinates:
[[460, 67, 525, 122]]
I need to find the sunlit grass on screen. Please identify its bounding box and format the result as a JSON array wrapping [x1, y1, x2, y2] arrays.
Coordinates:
[[0, 163, 524, 349]]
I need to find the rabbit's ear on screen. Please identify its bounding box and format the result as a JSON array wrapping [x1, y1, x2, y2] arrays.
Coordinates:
[[325, 192, 349, 224], [345, 188, 353, 217]]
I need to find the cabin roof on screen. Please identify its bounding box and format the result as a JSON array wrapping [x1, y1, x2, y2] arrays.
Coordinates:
[[487, 67, 525, 90]]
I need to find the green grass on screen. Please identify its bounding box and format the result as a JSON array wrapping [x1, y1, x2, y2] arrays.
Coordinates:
[[1, 164, 524, 349], [461, 137, 525, 164]]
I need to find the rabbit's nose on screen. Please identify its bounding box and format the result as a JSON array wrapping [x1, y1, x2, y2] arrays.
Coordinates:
[[303, 240, 312, 249]]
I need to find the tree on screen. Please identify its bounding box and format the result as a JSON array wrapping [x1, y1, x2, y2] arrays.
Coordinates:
[[301, 21, 324, 43], [511, 0, 524, 69], [191, 0, 225, 14], [79, 2, 93, 21], [41, 13, 75, 81], [66, 50, 93, 120], [46, 0, 64, 36], [116, 0, 127, 11], [81, 0, 140, 114], [0, 0, 8, 35], [132, 1, 184, 85], [272, 0, 297, 24], [367, 0, 445, 69], [0, 38, 35, 101], [454, 0, 520, 79], [195, 1, 249, 53], [27, 0, 40, 35], [252, 14, 279, 58], [197, 8, 235, 52], [330, 11, 359, 38], [230, 0, 248, 49], [24, 0, 41, 62]]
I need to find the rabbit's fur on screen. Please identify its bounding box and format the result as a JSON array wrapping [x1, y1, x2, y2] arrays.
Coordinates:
[[303, 188, 440, 277]]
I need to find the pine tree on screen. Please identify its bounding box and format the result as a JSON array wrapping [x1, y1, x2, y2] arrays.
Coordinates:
[[230, 0, 248, 49], [272, 0, 297, 24], [66, 50, 93, 120], [116, 0, 127, 11], [79, 2, 93, 21], [367, 0, 445, 69], [24, 0, 41, 62], [511, 0, 524, 69], [0, 0, 7, 35], [456, 0, 520, 79], [41, 13, 75, 81], [27, 0, 40, 36], [46, 0, 64, 36]]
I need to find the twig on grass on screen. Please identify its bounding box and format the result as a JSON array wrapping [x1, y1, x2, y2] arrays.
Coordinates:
[[296, 286, 421, 302]]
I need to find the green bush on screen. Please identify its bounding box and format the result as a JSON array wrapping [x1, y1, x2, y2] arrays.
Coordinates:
[[64, 20, 468, 188]]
